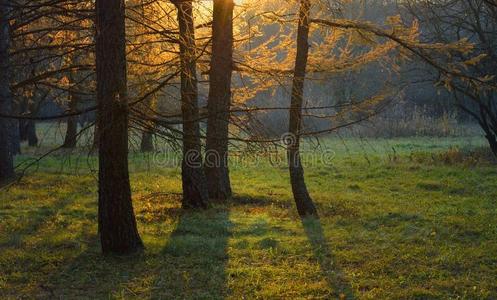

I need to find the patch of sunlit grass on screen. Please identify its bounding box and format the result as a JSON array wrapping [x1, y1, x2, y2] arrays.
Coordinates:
[[1, 136, 496, 298]]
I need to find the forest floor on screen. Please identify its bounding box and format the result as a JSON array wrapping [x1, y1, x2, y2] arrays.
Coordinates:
[[1, 132, 497, 299]]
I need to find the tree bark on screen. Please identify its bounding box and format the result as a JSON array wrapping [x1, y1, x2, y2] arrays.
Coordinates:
[[96, 0, 143, 254], [138, 95, 156, 153], [11, 116, 20, 154], [140, 131, 154, 152], [26, 100, 38, 147], [0, 0, 15, 182], [26, 120, 37, 147], [288, 0, 318, 218], [63, 85, 78, 148], [11, 102, 20, 154], [92, 121, 99, 153], [204, 0, 234, 202], [477, 105, 497, 158], [173, 0, 210, 209], [18, 99, 28, 142], [18, 99, 37, 147]]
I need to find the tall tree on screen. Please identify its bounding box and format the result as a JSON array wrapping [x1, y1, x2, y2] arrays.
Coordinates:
[[63, 29, 85, 149], [173, 0, 210, 208], [140, 131, 154, 152], [18, 95, 39, 148], [204, 0, 234, 201], [95, 0, 143, 254], [406, 0, 497, 157], [0, 0, 15, 182], [62, 74, 78, 149], [139, 97, 156, 153], [20, 84, 47, 149], [287, 0, 318, 217]]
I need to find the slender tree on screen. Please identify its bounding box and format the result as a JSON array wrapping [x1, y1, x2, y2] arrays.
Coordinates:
[[173, 0, 210, 208], [406, 0, 497, 157], [287, 0, 318, 217], [132, 0, 156, 154], [95, 0, 143, 254], [0, 0, 15, 182], [139, 97, 155, 153], [140, 131, 154, 152], [63, 71, 79, 148], [62, 23, 88, 150], [204, 0, 235, 201], [20, 86, 45, 148]]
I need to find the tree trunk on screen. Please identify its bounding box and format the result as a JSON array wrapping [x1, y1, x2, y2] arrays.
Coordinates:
[[92, 121, 99, 153], [95, 0, 143, 254], [11, 120, 20, 154], [26, 120, 37, 147], [11, 100, 20, 154], [63, 89, 78, 148], [204, 0, 234, 202], [173, 0, 210, 209], [26, 101, 38, 147], [287, 0, 318, 218], [19, 106, 28, 142], [484, 132, 497, 157], [18, 99, 37, 148], [0, 0, 15, 182], [140, 131, 154, 152], [478, 106, 497, 158], [63, 117, 77, 148], [138, 96, 156, 153]]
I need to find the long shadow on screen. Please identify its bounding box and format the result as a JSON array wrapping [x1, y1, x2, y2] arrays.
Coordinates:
[[36, 234, 101, 298], [152, 208, 232, 299], [233, 195, 292, 209], [0, 195, 75, 248], [38, 234, 149, 299], [0, 176, 82, 248], [0, 187, 88, 298], [301, 217, 356, 299]]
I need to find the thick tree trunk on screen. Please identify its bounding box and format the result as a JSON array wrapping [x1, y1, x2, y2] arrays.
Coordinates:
[[0, 0, 15, 182], [173, 0, 209, 209], [288, 0, 318, 218], [96, 0, 143, 254], [204, 0, 234, 202]]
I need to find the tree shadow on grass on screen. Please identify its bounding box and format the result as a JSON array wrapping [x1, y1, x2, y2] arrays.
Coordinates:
[[0, 194, 95, 298], [27, 192, 232, 299], [232, 196, 292, 209], [38, 235, 151, 299], [301, 217, 356, 300], [0, 177, 91, 296], [0, 195, 76, 248], [151, 208, 233, 299]]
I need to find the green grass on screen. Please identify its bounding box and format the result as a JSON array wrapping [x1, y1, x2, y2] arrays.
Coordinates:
[[1, 132, 497, 299]]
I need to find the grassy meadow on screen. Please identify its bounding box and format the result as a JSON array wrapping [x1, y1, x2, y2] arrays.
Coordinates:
[[1, 124, 496, 299]]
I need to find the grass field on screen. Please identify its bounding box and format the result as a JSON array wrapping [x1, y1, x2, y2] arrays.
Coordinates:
[[1, 129, 496, 299]]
